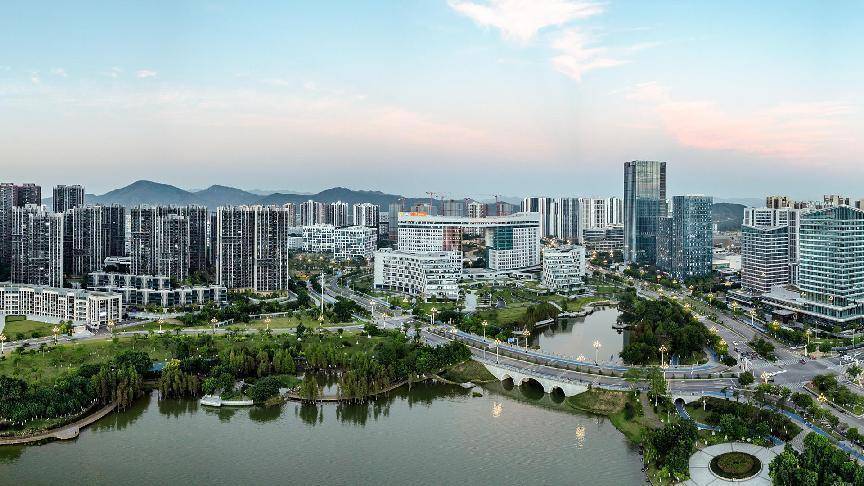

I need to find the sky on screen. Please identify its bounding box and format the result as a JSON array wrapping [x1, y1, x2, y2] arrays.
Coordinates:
[[1, 0, 862, 200]]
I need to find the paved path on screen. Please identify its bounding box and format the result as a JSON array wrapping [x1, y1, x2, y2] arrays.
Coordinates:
[[681, 442, 776, 486], [0, 401, 117, 446]]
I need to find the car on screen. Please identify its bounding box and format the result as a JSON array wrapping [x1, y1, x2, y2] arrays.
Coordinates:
[[733, 341, 739, 346], [799, 359, 806, 364]]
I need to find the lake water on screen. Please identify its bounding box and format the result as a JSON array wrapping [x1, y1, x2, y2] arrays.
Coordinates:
[[532, 307, 627, 363], [0, 382, 644, 485]]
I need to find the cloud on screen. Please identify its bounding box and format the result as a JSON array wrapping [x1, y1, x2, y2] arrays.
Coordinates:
[[30, 72, 40, 84], [103, 67, 123, 78], [550, 29, 628, 81], [448, 0, 603, 42], [624, 82, 858, 160], [136, 70, 158, 79], [50, 68, 68, 78]]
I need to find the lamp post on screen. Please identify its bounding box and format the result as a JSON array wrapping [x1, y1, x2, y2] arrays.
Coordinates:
[[52, 325, 60, 344], [749, 309, 756, 327], [0, 333, 5, 355], [370, 300, 376, 320], [482, 320, 488, 359], [211, 317, 218, 334], [264, 316, 271, 331], [495, 339, 501, 364], [593, 340, 602, 365], [804, 328, 812, 356], [659, 344, 668, 368], [522, 328, 531, 349], [430, 307, 438, 327], [157, 318, 164, 333], [107, 320, 115, 339]]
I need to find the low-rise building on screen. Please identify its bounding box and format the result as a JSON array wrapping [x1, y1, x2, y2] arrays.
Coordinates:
[[0, 284, 122, 330], [303, 224, 335, 253], [87, 272, 228, 309], [542, 246, 586, 292], [373, 248, 460, 299]]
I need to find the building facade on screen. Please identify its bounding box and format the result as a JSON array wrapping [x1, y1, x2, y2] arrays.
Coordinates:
[[623, 160, 667, 264], [10, 205, 64, 287], [52, 184, 85, 213], [352, 203, 380, 228], [64, 205, 126, 278], [215, 205, 294, 292], [553, 197, 581, 243], [0, 285, 121, 329], [542, 246, 586, 292], [741, 224, 790, 293], [657, 195, 713, 279], [373, 248, 461, 299], [334, 226, 376, 261]]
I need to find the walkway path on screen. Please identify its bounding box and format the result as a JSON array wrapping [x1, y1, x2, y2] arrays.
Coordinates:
[[0, 401, 117, 446], [681, 442, 776, 486]]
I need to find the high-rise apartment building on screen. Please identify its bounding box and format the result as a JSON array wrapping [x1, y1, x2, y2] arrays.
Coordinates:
[[130, 205, 208, 281], [495, 201, 515, 216], [0, 184, 15, 267], [553, 197, 581, 243], [741, 225, 790, 293], [579, 197, 623, 228], [623, 160, 667, 264], [300, 200, 326, 226], [466, 201, 488, 219], [14, 183, 42, 207], [823, 195, 851, 207], [64, 205, 127, 278], [352, 203, 379, 228], [282, 203, 298, 227], [11, 205, 64, 287], [657, 195, 713, 279], [328, 201, 350, 227], [765, 195, 794, 209], [441, 199, 465, 217], [521, 197, 554, 237], [215, 205, 294, 292], [53, 185, 85, 213]]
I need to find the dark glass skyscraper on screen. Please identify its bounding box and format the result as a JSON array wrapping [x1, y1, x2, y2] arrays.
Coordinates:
[[623, 160, 667, 264], [657, 195, 713, 279]]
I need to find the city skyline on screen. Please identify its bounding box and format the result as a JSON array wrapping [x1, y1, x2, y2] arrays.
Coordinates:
[[2, 1, 863, 197]]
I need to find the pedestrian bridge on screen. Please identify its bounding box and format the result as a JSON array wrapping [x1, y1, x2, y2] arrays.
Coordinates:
[[482, 361, 589, 397]]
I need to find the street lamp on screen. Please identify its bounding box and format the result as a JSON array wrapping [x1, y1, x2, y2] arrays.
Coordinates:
[[495, 339, 501, 364], [0, 333, 6, 355], [370, 300, 376, 319], [211, 317, 218, 334], [659, 344, 668, 367], [804, 328, 812, 356], [593, 340, 602, 364], [749, 309, 757, 327], [522, 328, 531, 349], [157, 318, 164, 333], [107, 320, 115, 338], [264, 316, 272, 331], [52, 325, 60, 344], [482, 320, 489, 359], [430, 307, 438, 327]]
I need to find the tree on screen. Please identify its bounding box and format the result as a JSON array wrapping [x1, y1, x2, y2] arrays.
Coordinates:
[[848, 364, 863, 387], [299, 373, 320, 403], [647, 367, 667, 405], [247, 376, 281, 403], [738, 371, 755, 387]]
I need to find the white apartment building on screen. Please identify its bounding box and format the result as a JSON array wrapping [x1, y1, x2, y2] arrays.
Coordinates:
[[542, 246, 586, 292], [0, 285, 122, 330], [287, 236, 305, 250], [397, 212, 541, 271], [334, 225, 376, 261], [579, 197, 623, 228], [303, 224, 336, 253], [373, 248, 461, 299], [352, 203, 380, 228], [741, 225, 790, 293]]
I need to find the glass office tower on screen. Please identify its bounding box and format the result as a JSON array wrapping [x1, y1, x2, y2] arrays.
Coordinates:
[[623, 160, 667, 264]]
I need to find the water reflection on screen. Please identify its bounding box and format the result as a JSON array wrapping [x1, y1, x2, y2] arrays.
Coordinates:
[[0, 446, 24, 464], [92, 394, 150, 432], [248, 404, 281, 423], [532, 308, 627, 361]]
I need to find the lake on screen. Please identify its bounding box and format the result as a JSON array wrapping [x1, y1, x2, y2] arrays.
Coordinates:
[[0, 382, 644, 485], [532, 307, 627, 363]]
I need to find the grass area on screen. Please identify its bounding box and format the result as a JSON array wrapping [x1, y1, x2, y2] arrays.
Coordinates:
[[3, 316, 56, 340], [440, 360, 496, 383], [121, 318, 185, 332], [567, 388, 656, 444], [0, 336, 175, 384], [710, 452, 761, 480]]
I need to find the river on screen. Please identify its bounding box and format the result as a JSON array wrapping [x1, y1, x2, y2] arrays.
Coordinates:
[[0, 382, 644, 485]]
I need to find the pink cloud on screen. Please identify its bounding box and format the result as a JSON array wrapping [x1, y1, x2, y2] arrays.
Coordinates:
[[625, 82, 858, 161]]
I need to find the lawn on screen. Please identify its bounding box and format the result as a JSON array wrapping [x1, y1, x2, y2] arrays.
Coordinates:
[[3, 316, 56, 340], [0, 336, 175, 384], [567, 388, 657, 444]]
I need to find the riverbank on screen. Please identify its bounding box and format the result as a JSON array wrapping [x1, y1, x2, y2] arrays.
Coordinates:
[[566, 388, 659, 444], [0, 401, 117, 446]]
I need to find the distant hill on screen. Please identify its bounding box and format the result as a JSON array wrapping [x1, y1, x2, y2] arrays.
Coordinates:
[[713, 203, 746, 232], [84, 180, 427, 210]]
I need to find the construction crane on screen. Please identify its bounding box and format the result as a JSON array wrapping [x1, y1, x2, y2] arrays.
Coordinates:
[[425, 191, 436, 213]]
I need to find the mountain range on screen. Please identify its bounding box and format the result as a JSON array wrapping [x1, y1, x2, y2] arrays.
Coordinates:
[[72, 180, 429, 209], [46, 179, 747, 230]]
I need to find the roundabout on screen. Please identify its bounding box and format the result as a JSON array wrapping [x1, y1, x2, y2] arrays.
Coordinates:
[[681, 442, 778, 485]]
